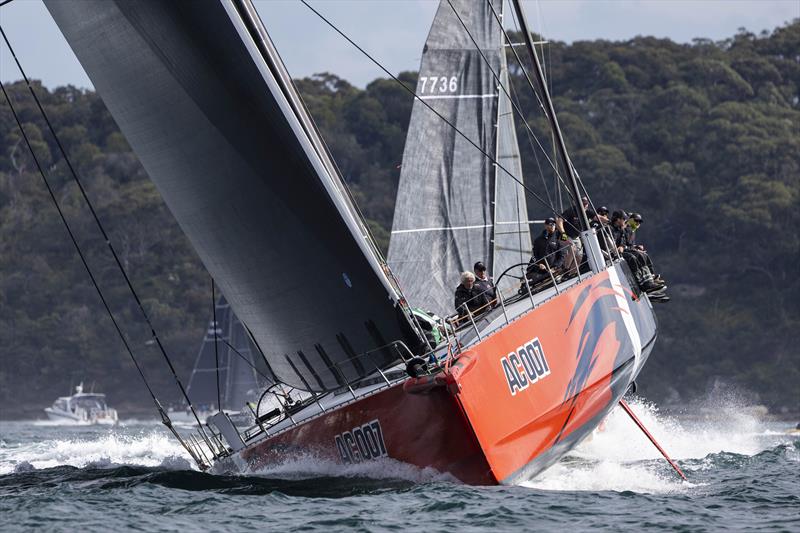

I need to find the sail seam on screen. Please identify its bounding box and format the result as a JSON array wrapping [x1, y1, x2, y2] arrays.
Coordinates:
[[419, 93, 498, 100], [392, 224, 492, 234]]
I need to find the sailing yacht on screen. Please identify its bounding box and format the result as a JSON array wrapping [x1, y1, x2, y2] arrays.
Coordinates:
[[43, 0, 658, 484], [169, 296, 269, 425]]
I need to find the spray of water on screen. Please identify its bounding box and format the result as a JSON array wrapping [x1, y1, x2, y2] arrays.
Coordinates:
[[2, 391, 791, 493], [0, 430, 187, 475], [522, 394, 786, 493], [247, 453, 458, 484]]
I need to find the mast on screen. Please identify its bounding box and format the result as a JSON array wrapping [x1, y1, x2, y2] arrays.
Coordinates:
[[489, 2, 503, 276], [511, 0, 590, 233]]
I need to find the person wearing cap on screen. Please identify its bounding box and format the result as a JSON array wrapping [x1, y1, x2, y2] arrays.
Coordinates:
[[526, 217, 565, 286], [591, 206, 613, 255], [559, 196, 591, 239], [625, 213, 664, 285], [473, 261, 496, 305], [625, 212, 643, 247], [557, 196, 592, 275], [611, 211, 664, 295], [610, 210, 631, 251]]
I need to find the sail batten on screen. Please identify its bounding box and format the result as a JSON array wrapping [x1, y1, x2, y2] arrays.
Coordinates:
[[45, 0, 422, 392]]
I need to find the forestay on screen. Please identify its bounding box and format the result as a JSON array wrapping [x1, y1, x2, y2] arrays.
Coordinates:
[[388, 0, 531, 318], [45, 0, 423, 392]]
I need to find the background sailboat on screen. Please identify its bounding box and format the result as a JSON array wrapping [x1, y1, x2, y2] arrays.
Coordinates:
[[172, 296, 270, 422]]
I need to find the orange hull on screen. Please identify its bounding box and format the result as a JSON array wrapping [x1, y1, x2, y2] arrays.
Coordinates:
[[221, 264, 657, 484]]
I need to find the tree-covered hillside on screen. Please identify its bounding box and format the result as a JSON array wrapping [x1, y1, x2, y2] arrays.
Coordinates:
[[1, 23, 797, 417]]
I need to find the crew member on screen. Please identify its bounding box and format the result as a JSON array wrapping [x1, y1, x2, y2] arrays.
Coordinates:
[[626, 213, 664, 283], [610, 211, 663, 295], [526, 218, 565, 286], [560, 196, 591, 239], [454, 271, 486, 317], [591, 206, 614, 254], [473, 261, 496, 304]]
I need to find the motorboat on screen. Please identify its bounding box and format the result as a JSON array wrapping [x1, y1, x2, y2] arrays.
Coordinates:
[[44, 383, 118, 425]]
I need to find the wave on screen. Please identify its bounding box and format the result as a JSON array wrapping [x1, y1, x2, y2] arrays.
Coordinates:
[[0, 431, 187, 476], [522, 396, 796, 494], [2, 393, 794, 497]]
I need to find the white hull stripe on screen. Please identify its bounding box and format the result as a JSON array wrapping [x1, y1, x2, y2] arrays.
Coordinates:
[[607, 266, 642, 374]]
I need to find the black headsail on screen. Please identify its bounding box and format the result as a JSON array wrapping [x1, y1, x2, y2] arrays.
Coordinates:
[[387, 0, 531, 318], [45, 0, 423, 391]]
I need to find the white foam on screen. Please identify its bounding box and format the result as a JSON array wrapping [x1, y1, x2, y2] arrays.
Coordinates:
[[521, 395, 789, 494], [0, 431, 188, 475], [248, 454, 458, 484]]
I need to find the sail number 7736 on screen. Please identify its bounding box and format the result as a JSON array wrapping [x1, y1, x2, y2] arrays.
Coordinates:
[[418, 75, 458, 94]]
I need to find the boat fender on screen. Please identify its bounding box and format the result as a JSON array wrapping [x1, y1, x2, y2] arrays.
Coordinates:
[[446, 352, 477, 381], [403, 374, 449, 395], [405, 356, 429, 378]]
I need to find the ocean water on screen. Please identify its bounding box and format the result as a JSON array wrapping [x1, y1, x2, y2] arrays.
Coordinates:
[[1, 397, 797, 532]]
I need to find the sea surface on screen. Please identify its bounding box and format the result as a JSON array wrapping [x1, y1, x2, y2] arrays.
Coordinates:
[[1, 397, 797, 532]]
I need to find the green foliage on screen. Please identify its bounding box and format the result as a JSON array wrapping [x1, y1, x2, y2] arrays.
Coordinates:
[[0, 21, 798, 416]]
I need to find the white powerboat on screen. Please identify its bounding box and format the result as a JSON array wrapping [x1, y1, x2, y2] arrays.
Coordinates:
[[44, 383, 118, 425]]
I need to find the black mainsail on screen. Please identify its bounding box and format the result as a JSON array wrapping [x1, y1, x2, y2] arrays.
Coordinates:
[[387, 0, 531, 318], [45, 0, 423, 392]]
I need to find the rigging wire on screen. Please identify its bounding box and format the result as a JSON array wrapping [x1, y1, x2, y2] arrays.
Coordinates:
[[445, 0, 558, 212], [488, 0, 577, 210], [505, 2, 607, 228], [509, 79, 553, 207], [220, 337, 274, 384], [211, 279, 222, 413], [298, 0, 577, 228], [0, 25, 212, 442], [0, 78, 205, 468], [506, 0, 564, 212]]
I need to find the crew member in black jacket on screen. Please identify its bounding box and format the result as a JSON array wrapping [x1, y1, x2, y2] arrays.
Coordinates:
[[473, 261, 496, 304], [610, 211, 664, 295], [526, 218, 565, 286], [454, 271, 488, 318]]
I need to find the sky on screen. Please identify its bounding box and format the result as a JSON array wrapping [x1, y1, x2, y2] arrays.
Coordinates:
[[0, 0, 798, 89]]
